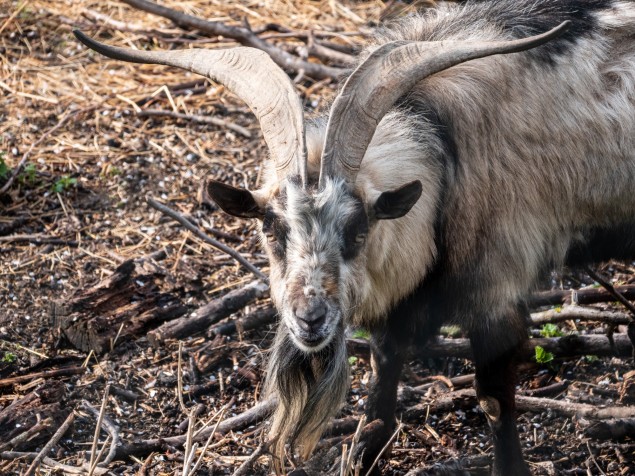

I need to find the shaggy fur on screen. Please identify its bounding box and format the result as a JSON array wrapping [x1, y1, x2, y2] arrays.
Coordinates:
[[258, 0, 635, 470]]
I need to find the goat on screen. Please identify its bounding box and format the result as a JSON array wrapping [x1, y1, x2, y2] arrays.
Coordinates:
[[75, 0, 635, 473]]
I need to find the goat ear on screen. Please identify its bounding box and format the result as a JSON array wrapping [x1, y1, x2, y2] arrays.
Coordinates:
[[206, 180, 264, 219], [373, 180, 423, 220]]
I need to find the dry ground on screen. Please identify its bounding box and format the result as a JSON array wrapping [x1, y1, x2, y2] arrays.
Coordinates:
[[1, 1, 634, 475]]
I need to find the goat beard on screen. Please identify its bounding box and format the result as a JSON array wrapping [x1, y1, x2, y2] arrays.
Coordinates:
[[265, 321, 349, 473]]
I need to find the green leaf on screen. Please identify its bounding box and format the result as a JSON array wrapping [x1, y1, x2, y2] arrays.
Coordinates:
[[348, 356, 358, 365], [52, 176, 77, 193], [534, 345, 554, 364], [0, 152, 9, 180], [540, 323, 563, 338], [2, 352, 17, 364]]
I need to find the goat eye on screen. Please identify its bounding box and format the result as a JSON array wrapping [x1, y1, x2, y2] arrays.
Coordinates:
[[267, 234, 277, 243], [355, 233, 367, 244]]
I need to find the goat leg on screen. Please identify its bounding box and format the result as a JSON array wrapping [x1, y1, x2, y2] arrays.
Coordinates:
[[469, 309, 531, 476]]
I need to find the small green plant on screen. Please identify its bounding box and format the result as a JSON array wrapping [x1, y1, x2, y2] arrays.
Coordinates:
[[0, 152, 9, 180], [52, 175, 77, 193], [348, 356, 358, 366], [351, 328, 370, 340], [2, 352, 17, 364], [539, 323, 564, 338], [19, 163, 38, 185], [534, 345, 554, 364], [584, 355, 599, 363]]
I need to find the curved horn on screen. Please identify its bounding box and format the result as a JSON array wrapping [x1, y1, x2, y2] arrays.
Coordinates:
[[74, 30, 306, 184], [319, 21, 571, 187]]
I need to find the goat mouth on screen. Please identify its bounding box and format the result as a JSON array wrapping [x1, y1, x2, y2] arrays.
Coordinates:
[[291, 329, 332, 352]]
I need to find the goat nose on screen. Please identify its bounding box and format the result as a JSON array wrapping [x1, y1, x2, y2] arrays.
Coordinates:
[[294, 301, 327, 332]]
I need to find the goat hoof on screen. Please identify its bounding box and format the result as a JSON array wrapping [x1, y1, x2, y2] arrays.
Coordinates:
[[479, 396, 501, 425]]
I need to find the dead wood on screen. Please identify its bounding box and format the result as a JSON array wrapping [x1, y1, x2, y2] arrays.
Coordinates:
[[80, 400, 121, 466], [348, 333, 633, 362], [530, 306, 632, 326], [24, 411, 75, 476], [0, 234, 79, 247], [524, 379, 570, 397], [586, 267, 635, 318], [0, 381, 70, 451], [50, 259, 187, 354], [404, 388, 635, 422], [119, 0, 346, 80], [148, 280, 269, 345], [0, 367, 85, 388], [0, 418, 53, 452], [529, 284, 635, 308], [581, 418, 635, 440], [208, 306, 277, 337], [421, 333, 634, 359]]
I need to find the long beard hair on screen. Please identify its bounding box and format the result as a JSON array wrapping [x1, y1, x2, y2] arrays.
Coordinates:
[[265, 322, 349, 473]]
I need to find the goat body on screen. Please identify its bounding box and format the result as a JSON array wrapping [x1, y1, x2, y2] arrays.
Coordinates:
[[267, 1, 635, 473], [76, 1, 635, 473]]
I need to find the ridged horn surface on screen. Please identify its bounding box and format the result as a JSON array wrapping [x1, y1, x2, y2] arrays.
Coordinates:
[[319, 21, 571, 186], [74, 30, 307, 184]]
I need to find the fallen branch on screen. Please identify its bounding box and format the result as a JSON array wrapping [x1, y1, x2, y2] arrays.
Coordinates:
[[232, 443, 268, 476], [581, 418, 635, 440], [0, 234, 78, 247], [0, 366, 85, 388], [531, 306, 632, 326], [147, 196, 267, 281], [586, 267, 635, 319], [148, 280, 269, 344], [25, 411, 76, 476], [120, 0, 346, 80], [348, 333, 634, 361], [529, 285, 635, 308], [0, 417, 53, 452], [404, 388, 635, 422], [80, 399, 121, 467], [50, 259, 186, 354], [137, 109, 252, 138], [208, 306, 277, 337]]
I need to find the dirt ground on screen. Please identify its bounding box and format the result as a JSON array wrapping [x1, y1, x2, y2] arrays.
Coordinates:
[[1, 1, 634, 475]]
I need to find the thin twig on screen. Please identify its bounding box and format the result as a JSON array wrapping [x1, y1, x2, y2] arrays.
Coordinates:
[[232, 442, 268, 476], [147, 196, 267, 281], [137, 109, 252, 138], [87, 385, 110, 474], [80, 398, 121, 466], [364, 421, 403, 476], [25, 411, 76, 476], [586, 267, 635, 319], [190, 404, 230, 474]]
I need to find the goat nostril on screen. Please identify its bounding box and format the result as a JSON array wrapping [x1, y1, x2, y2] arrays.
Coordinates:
[[295, 302, 327, 332]]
